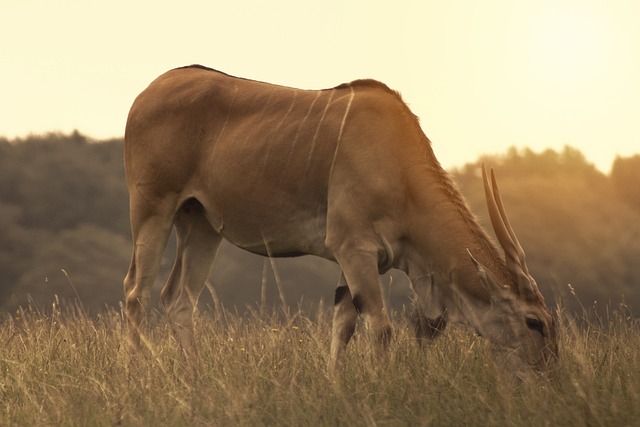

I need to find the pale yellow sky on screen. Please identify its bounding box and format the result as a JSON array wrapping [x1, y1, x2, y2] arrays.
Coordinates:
[[2, 0, 639, 172]]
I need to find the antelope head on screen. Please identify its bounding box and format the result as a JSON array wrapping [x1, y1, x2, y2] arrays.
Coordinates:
[[469, 165, 558, 377]]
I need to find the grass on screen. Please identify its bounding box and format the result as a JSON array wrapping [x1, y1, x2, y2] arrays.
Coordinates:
[[1, 298, 639, 426]]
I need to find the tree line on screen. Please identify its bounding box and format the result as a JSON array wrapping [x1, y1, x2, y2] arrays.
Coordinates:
[[1, 132, 638, 316]]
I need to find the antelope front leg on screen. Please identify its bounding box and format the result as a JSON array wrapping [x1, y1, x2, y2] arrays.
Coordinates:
[[329, 274, 357, 372], [332, 251, 392, 360]]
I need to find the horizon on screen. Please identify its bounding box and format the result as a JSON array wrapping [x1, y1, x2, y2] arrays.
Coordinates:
[[1, 129, 628, 175]]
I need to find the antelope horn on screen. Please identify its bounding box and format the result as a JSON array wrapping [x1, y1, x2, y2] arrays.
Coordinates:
[[489, 168, 529, 275], [481, 164, 530, 278]]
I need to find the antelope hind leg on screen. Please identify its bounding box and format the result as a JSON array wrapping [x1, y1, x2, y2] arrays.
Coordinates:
[[160, 200, 221, 356]]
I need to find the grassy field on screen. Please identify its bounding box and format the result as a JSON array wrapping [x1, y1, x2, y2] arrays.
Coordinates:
[[1, 299, 639, 426]]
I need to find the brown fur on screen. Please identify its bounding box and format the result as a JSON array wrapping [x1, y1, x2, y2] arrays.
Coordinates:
[[123, 66, 557, 375]]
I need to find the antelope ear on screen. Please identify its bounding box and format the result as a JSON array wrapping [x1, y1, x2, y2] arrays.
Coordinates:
[[467, 249, 512, 301]]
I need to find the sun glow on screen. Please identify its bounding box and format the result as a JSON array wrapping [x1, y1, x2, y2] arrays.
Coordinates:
[[522, 4, 611, 91], [2, 0, 639, 172]]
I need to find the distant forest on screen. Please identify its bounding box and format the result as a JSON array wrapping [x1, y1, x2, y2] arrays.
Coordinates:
[[1, 132, 639, 316]]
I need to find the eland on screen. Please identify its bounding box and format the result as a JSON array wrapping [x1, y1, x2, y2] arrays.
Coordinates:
[[123, 65, 557, 375]]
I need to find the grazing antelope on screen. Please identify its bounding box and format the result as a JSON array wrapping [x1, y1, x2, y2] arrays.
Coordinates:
[[123, 65, 557, 375]]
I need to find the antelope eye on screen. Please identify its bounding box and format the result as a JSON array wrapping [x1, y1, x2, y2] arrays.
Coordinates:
[[525, 316, 545, 336]]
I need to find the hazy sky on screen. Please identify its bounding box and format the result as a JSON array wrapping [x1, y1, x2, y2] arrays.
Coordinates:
[[2, 0, 639, 172]]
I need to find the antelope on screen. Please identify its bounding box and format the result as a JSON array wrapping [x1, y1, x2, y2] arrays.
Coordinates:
[[123, 65, 557, 376]]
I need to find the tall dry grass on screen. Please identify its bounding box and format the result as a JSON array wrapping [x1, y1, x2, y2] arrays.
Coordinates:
[[1, 297, 638, 426]]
